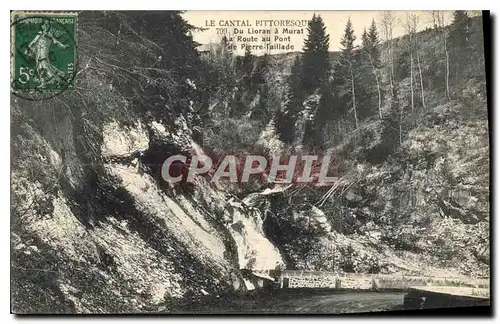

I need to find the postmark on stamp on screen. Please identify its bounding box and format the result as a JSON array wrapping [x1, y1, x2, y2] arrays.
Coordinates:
[[11, 11, 77, 100]]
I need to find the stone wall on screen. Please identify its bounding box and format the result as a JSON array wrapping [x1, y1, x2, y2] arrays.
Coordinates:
[[278, 271, 489, 291], [286, 272, 340, 289]]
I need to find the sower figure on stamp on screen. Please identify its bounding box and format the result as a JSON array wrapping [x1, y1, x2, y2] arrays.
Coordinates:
[[24, 20, 69, 89]]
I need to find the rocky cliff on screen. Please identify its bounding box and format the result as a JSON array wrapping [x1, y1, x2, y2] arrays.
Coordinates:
[[10, 11, 489, 314], [10, 11, 284, 313]]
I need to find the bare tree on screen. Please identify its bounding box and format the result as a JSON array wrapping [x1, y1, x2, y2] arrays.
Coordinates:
[[429, 11, 443, 30], [427, 11, 451, 101], [379, 11, 398, 92], [415, 29, 426, 109], [444, 26, 451, 101], [403, 14, 416, 111], [361, 25, 382, 119], [367, 52, 382, 119], [404, 13, 426, 111], [348, 60, 358, 129], [203, 36, 237, 126]]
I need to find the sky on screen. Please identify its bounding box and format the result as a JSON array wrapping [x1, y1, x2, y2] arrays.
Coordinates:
[[182, 11, 460, 55]]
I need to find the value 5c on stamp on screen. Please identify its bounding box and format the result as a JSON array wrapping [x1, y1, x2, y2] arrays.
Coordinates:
[[11, 11, 77, 97]]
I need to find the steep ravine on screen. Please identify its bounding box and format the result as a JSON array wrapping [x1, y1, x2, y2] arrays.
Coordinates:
[[102, 117, 285, 280], [10, 12, 489, 313], [11, 110, 284, 313], [10, 88, 488, 314]]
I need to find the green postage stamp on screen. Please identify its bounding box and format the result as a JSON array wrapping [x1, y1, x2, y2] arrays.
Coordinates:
[[11, 11, 77, 96]]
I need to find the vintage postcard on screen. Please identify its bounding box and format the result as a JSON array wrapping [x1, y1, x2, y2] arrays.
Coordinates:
[[10, 10, 490, 315]]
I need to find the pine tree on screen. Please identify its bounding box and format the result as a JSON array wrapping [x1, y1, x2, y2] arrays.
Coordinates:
[[277, 55, 303, 144], [241, 46, 254, 89], [201, 35, 237, 122], [251, 53, 269, 88], [133, 11, 204, 123], [301, 14, 331, 92], [243, 46, 253, 65], [232, 46, 255, 118], [367, 19, 381, 67], [340, 18, 357, 59], [242, 46, 254, 79], [452, 11, 470, 33], [338, 18, 359, 128], [449, 11, 471, 88], [361, 29, 369, 47], [360, 27, 382, 119], [288, 55, 303, 98], [252, 83, 271, 123], [300, 14, 335, 149], [304, 79, 335, 149], [221, 35, 233, 54], [380, 84, 401, 156], [279, 14, 333, 147], [450, 11, 470, 55]]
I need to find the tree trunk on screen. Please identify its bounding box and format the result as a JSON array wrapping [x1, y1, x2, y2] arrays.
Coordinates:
[[386, 43, 394, 93], [416, 48, 425, 110], [349, 60, 358, 129], [410, 52, 414, 111], [445, 46, 450, 101], [368, 53, 382, 119], [388, 66, 394, 93], [444, 32, 451, 101], [399, 99, 403, 145], [390, 44, 395, 89]]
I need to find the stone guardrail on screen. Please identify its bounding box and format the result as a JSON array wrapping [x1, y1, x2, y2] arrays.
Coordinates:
[[262, 270, 490, 291]]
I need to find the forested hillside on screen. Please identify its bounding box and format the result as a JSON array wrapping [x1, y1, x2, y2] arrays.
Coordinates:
[[199, 11, 489, 276], [10, 11, 489, 313]]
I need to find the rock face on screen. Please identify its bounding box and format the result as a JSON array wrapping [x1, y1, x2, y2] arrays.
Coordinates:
[[294, 93, 321, 150], [101, 121, 149, 158], [271, 99, 489, 277], [257, 119, 285, 157], [299, 206, 332, 233], [11, 114, 287, 313], [226, 197, 285, 272]]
